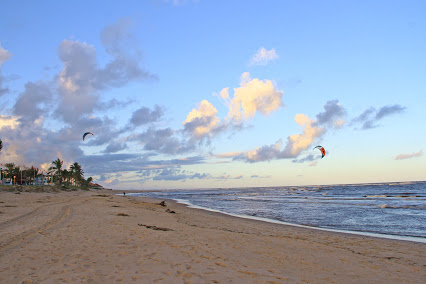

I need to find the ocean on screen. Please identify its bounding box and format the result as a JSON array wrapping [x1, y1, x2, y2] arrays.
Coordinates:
[[131, 181, 426, 242]]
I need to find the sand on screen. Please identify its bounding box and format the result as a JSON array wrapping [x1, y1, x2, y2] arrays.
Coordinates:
[[0, 189, 424, 283]]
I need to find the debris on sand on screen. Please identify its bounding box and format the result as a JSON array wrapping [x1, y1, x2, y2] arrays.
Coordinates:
[[138, 224, 173, 231]]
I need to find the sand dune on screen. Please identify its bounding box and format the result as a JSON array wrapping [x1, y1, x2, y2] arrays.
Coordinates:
[[0, 189, 424, 283]]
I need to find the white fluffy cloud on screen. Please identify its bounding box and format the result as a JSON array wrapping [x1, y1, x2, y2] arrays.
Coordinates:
[[239, 100, 345, 162], [185, 72, 284, 140], [282, 114, 325, 157], [234, 113, 325, 163], [183, 100, 221, 138], [224, 100, 348, 163], [250, 47, 278, 65], [227, 72, 284, 122]]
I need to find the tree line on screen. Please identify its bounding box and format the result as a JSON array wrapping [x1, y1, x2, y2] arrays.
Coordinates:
[[1, 158, 93, 187]]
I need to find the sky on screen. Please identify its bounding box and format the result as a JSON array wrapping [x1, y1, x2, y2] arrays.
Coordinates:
[[0, 0, 425, 190]]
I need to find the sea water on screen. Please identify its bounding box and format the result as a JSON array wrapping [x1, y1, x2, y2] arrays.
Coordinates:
[[131, 181, 426, 242]]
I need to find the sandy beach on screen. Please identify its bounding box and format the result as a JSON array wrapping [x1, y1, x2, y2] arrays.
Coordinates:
[[0, 189, 425, 283]]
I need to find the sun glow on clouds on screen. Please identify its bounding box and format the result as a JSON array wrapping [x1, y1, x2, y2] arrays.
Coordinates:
[[184, 72, 284, 139], [183, 100, 220, 138], [0, 10, 415, 189], [284, 114, 325, 157], [227, 72, 284, 122], [219, 102, 341, 163], [0, 115, 19, 129]]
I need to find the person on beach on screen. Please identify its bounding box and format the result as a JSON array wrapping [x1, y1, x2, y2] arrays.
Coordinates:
[[123, 192, 126, 196]]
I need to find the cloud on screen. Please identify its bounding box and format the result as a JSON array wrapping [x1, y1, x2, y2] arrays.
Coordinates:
[[185, 72, 285, 142], [183, 100, 222, 139], [315, 100, 346, 128], [55, 19, 156, 124], [227, 72, 284, 122], [0, 42, 12, 96], [375, 105, 406, 120], [129, 127, 195, 154], [250, 47, 278, 66], [226, 98, 336, 163], [0, 20, 161, 178], [351, 104, 406, 130], [222, 100, 405, 164], [100, 18, 135, 57], [213, 151, 242, 159], [213, 87, 231, 107], [235, 139, 284, 163], [250, 174, 271, 179], [13, 81, 53, 123], [102, 141, 127, 153], [102, 178, 120, 186], [292, 154, 317, 163], [0, 116, 85, 167], [233, 113, 324, 163], [97, 98, 134, 110], [0, 43, 12, 68], [130, 105, 164, 127], [282, 114, 325, 157], [394, 150, 423, 160], [0, 115, 19, 130], [80, 155, 207, 183], [0, 23, 206, 188], [151, 168, 210, 181]]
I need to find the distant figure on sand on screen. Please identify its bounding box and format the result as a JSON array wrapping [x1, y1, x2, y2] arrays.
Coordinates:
[[123, 192, 126, 196]]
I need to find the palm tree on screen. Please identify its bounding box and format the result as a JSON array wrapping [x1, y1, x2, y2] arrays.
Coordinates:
[[62, 169, 71, 186], [85, 176, 93, 187], [70, 162, 84, 186], [4, 163, 15, 183], [49, 158, 63, 185], [69, 163, 75, 185]]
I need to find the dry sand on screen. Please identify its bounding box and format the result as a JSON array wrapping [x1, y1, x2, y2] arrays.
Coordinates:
[[0, 189, 425, 283]]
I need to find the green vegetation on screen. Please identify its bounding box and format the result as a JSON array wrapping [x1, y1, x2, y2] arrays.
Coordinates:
[[1, 158, 95, 189]]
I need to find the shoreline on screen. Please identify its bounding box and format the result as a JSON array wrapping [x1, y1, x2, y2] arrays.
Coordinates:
[[1, 189, 425, 283], [128, 194, 426, 244]]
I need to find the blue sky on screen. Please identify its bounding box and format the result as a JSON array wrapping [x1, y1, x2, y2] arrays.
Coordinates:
[[0, 0, 425, 189]]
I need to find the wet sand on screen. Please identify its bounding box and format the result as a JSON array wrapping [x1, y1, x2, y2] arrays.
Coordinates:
[[0, 189, 425, 283]]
